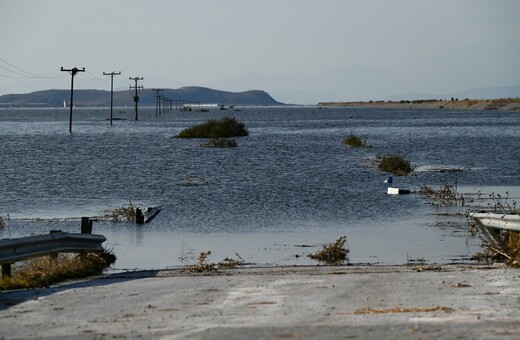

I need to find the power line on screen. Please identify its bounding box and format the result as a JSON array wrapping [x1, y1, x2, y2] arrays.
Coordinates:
[[0, 57, 66, 79]]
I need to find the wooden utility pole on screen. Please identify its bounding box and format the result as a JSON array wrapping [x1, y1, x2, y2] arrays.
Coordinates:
[[152, 89, 164, 117], [103, 71, 121, 125], [129, 76, 143, 120], [61, 67, 85, 133]]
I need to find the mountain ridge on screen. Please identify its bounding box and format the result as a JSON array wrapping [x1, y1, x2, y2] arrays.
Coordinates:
[[0, 86, 283, 107]]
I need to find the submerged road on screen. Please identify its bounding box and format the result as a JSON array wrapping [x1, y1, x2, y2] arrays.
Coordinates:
[[1, 264, 519, 339]]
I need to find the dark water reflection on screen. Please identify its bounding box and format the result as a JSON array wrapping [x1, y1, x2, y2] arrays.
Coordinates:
[[1, 107, 519, 269]]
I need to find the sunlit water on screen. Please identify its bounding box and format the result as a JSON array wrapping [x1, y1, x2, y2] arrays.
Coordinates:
[[1, 107, 519, 270]]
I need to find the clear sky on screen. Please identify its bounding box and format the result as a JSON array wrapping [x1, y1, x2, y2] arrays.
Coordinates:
[[1, 0, 519, 104]]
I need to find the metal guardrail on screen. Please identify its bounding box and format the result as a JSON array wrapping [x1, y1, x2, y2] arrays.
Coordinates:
[[470, 212, 520, 232], [0, 230, 106, 277]]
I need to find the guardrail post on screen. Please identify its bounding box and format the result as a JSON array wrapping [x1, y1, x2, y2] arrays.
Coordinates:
[[81, 217, 93, 234], [1, 264, 11, 278], [136, 209, 144, 224]]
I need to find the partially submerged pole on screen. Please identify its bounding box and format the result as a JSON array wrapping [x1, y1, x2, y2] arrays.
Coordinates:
[[61, 67, 85, 133]]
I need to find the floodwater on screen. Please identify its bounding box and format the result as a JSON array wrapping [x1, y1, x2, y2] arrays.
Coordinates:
[[1, 106, 519, 270]]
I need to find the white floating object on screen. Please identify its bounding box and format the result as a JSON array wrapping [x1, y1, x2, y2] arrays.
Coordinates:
[[387, 187, 411, 195]]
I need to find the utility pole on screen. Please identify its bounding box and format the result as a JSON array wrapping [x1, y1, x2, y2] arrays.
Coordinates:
[[61, 66, 85, 133], [129, 76, 143, 120], [103, 71, 121, 125], [152, 89, 164, 117]]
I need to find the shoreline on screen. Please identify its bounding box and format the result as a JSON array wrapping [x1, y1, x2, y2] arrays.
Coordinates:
[[1, 264, 519, 339], [318, 98, 520, 111]]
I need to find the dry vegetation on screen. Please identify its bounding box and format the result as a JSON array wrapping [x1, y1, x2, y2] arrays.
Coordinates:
[[0, 250, 116, 290], [308, 236, 350, 265], [187, 251, 245, 273], [475, 230, 520, 267], [103, 202, 137, 222], [349, 306, 453, 315]]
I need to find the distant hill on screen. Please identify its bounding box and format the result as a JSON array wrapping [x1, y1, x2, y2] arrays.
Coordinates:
[[0, 87, 283, 107]]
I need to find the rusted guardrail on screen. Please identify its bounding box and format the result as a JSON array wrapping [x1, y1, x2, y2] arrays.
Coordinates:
[[0, 221, 106, 278]]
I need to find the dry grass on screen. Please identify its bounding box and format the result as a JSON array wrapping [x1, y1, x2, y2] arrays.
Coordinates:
[[188, 251, 244, 272], [0, 250, 116, 290], [349, 306, 453, 315], [308, 236, 350, 265]]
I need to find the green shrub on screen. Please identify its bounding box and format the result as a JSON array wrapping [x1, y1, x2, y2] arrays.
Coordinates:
[[343, 133, 370, 148], [177, 116, 248, 138], [378, 154, 413, 176]]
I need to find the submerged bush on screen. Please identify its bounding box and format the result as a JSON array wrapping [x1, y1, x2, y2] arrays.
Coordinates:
[[177, 116, 248, 138], [200, 138, 237, 148], [378, 154, 413, 176], [343, 133, 370, 148]]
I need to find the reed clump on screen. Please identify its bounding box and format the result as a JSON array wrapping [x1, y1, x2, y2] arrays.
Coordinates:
[[377, 154, 413, 176], [308, 236, 349, 265], [342, 133, 371, 148], [0, 250, 116, 290], [177, 117, 248, 138]]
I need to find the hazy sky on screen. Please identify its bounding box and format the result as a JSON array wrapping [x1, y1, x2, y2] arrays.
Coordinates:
[[1, 0, 519, 104]]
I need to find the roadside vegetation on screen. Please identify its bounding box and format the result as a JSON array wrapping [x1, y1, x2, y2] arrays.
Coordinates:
[[177, 117, 248, 138], [0, 250, 116, 290]]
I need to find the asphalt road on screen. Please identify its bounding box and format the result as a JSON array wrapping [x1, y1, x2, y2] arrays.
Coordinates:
[[1, 264, 519, 339]]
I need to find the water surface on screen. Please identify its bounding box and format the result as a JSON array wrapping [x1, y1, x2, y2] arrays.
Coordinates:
[[1, 107, 519, 270]]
